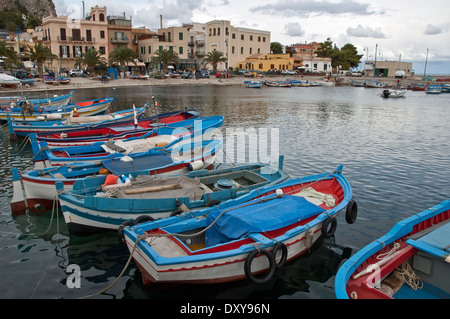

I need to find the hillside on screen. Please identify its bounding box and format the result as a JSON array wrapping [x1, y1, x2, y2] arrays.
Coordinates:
[[0, 0, 56, 31]]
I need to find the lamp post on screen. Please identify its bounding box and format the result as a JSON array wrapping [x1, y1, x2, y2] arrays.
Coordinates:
[[424, 48, 429, 76], [373, 43, 378, 78]]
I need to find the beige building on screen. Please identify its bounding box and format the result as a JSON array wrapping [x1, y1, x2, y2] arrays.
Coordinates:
[[206, 20, 271, 71], [42, 5, 109, 71], [365, 60, 413, 77]]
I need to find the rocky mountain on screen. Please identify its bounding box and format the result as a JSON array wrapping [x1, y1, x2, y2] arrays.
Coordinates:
[[0, 0, 56, 30]]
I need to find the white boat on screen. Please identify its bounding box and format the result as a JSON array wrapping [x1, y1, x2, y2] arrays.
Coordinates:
[[0, 73, 21, 86], [365, 80, 387, 88], [380, 89, 407, 98]]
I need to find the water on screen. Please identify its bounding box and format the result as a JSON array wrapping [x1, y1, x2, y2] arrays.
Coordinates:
[[0, 83, 449, 300]]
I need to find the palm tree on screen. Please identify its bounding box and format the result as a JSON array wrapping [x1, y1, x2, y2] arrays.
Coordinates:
[[24, 43, 57, 77], [0, 40, 17, 66], [75, 48, 107, 76], [152, 48, 179, 73], [203, 50, 227, 72], [109, 46, 136, 76]]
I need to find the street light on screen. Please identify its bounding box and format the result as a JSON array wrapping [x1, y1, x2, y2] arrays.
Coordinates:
[[424, 48, 429, 76]]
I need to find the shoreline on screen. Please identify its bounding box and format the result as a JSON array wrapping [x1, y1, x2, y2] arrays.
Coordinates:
[[1, 74, 449, 95]]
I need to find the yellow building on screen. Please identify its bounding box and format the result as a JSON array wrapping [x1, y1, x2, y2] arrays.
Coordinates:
[[238, 53, 294, 72]]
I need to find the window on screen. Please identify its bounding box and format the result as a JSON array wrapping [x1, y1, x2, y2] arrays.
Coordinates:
[[72, 29, 81, 41], [99, 46, 105, 54], [241, 34, 244, 40], [226, 27, 229, 35], [159, 45, 163, 51], [73, 45, 82, 58], [263, 37, 266, 42], [218, 27, 220, 35], [86, 30, 92, 42], [232, 33, 235, 39], [179, 32, 183, 40], [250, 48, 252, 54], [179, 46, 183, 54], [169, 46, 173, 51], [209, 29, 212, 36], [259, 63, 263, 69], [250, 35, 253, 41], [168, 32, 171, 42], [60, 28, 66, 41], [100, 30, 105, 39], [59, 45, 69, 58], [258, 36, 261, 42], [148, 46, 151, 54], [232, 46, 235, 54], [241, 47, 243, 54], [99, 13, 105, 21], [140, 46, 145, 55]]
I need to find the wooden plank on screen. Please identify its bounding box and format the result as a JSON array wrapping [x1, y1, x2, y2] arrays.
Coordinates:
[[124, 183, 181, 194]]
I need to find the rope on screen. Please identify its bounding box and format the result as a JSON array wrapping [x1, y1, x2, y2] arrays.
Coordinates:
[[376, 242, 401, 260], [395, 261, 423, 290]]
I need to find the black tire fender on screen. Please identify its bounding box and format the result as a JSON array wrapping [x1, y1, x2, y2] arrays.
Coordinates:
[[272, 242, 288, 269], [134, 215, 154, 225], [321, 216, 337, 238], [244, 249, 276, 284], [117, 220, 134, 244], [345, 200, 358, 224]]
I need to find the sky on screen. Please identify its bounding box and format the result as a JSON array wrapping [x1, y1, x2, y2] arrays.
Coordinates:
[[53, 0, 450, 74]]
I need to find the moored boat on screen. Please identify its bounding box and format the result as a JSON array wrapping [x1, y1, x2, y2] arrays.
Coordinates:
[[335, 199, 450, 299], [265, 80, 291, 87], [380, 89, 407, 98], [441, 84, 450, 93], [57, 160, 288, 235], [0, 73, 21, 87], [411, 83, 427, 91], [0, 91, 73, 108], [426, 85, 442, 94], [365, 80, 387, 88], [352, 80, 365, 87], [122, 165, 355, 285], [243, 81, 262, 88]]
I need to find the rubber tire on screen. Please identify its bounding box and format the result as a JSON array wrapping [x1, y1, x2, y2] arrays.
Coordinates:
[[244, 249, 276, 284], [117, 220, 134, 244], [321, 217, 337, 238], [134, 215, 154, 225], [170, 209, 183, 217], [272, 242, 288, 269], [345, 200, 358, 224]]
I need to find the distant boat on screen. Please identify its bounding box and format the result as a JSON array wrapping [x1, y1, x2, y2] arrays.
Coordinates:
[[0, 91, 73, 108], [56, 76, 71, 84], [19, 78, 35, 85], [352, 80, 365, 87], [0, 73, 21, 87], [411, 83, 427, 91], [380, 89, 407, 98], [265, 80, 291, 87], [441, 84, 450, 93], [243, 80, 262, 88], [365, 80, 387, 88], [426, 85, 442, 94], [42, 75, 57, 84]]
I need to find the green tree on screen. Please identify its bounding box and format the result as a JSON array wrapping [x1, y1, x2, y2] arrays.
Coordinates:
[[75, 48, 107, 76], [109, 46, 136, 75], [0, 40, 18, 65], [316, 38, 362, 70], [24, 43, 57, 77], [203, 50, 227, 72], [270, 42, 283, 54], [152, 48, 179, 73]]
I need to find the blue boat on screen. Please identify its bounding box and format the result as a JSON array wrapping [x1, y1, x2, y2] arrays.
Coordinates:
[[426, 85, 442, 94], [121, 165, 355, 285], [243, 81, 262, 88], [441, 84, 450, 93], [335, 199, 449, 299], [30, 115, 224, 168], [0, 90, 73, 109], [56, 160, 288, 235]]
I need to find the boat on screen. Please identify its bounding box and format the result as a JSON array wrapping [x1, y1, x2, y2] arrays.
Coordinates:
[[365, 80, 387, 88], [121, 165, 356, 285], [56, 160, 288, 235], [243, 81, 262, 88], [426, 85, 442, 94], [42, 76, 57, 85], [351, 80, 365, 87], [380, 89, 407, 98], [8, 108, 200, 140], [30, 115, 224, 168], [287, 79, 310, 87], [265, 80, 291, 87], [317, 81, 335, 87], [441, 84, 450, 93], [1, 97, 112, 123], [19, 78, 35, 85], [56, 76, 71, 84], [335, 199, 449, 299], [0, 73, 21, 87], [0, 91, 73, 108], [411, 84, 427, 91], [11, 138, 223, 216]]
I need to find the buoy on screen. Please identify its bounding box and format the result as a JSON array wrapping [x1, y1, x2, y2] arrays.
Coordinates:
[[73, 107, 79, 117]]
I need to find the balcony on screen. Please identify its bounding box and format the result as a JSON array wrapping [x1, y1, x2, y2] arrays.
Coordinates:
[[188, 41, 195, 47], [195, 40, 205, 46], [110, 37, 128, 44], [195, 50, 205, 57]]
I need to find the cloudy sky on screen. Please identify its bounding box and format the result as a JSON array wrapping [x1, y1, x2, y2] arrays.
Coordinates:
[[54, 0, 450, 74]]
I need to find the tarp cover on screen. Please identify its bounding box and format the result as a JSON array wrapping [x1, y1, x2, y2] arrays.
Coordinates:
[[205, 194, 325, 247], [102, 153, 174, 175]]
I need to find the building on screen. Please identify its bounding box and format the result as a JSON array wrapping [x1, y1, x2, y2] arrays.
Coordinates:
[[185, 22, 207, 69], [107, 11, 133, 55], [364, 60, 413, 77], [238, 53, 293, 72], [205, 20, 271, 71], [42, 5, 109, 71]]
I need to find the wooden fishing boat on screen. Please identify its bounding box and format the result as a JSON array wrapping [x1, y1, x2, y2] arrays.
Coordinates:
[[335, 199, 449, 299], [30, 116, 224, 168], [426, 85, 442, 94], [0, 91, 73, 108], [287, 79, 310, 87], [380, 89, 407, 98], [351, 80, 365, 87], [42, 76, 57, 85], [56, 76, 71, 84], [57, 160, 288, 235], [11, 138, 223, 216], [0, 73, 21, 87], [441, 84, 450, 93], [265, 80, 291, 87], [122, 165, 356, 285], [243, 81, 262, 88], [365, 80, 387, 88], [411, 83, 427, 91], [9, 108, 200, 139], [1, 97, 111, 123]]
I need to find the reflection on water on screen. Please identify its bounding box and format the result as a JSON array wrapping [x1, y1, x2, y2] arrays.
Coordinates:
[[0, 84, 449, 299]]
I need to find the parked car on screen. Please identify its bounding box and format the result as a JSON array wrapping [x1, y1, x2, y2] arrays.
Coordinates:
[[195, 70, 210, 78], [215, 71, 232, 78], [181, 71, 193, 79], [284, 69, 297, 75], [69, 69, 84, 77], [351, 71, 363, 77]]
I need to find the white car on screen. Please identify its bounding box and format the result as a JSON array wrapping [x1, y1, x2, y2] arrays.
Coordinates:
[[69, 69, 84, 77]]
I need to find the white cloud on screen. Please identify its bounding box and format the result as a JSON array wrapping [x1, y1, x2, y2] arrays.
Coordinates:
[[284, 22, 305, 37], [424, 24, 442, 35], [347, 25, 387, 38]]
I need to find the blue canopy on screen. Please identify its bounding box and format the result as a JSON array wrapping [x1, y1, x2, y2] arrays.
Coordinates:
[[102, 153, 174, 175], [205, 194, 325, 247]]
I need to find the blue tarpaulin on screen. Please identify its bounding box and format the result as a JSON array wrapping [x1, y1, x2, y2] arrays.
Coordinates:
[[205, 195, 325, 247], [102, 153, 174, 175]]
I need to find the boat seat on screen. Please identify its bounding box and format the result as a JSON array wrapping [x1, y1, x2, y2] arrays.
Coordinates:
[[103, 141, 127, 153], [406, 221, 450, 262]]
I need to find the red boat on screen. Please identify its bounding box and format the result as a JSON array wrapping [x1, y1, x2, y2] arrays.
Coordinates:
[[410, 83, 427, 91], [36, 109, 201, 148]]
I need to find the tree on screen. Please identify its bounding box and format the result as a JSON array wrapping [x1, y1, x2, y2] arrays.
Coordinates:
[[75, 48, 107, 76], [316, 38, 363, 70], [24, 43, 57, 77], [203, 50, 227, 72], [152, 48, 179, 73], [109, 46, 136, 75], [0, 40, 18, 65], [270, 42, 283, 54]]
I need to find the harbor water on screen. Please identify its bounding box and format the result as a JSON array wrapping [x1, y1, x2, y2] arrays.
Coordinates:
[[0, 83, 449, 299]]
